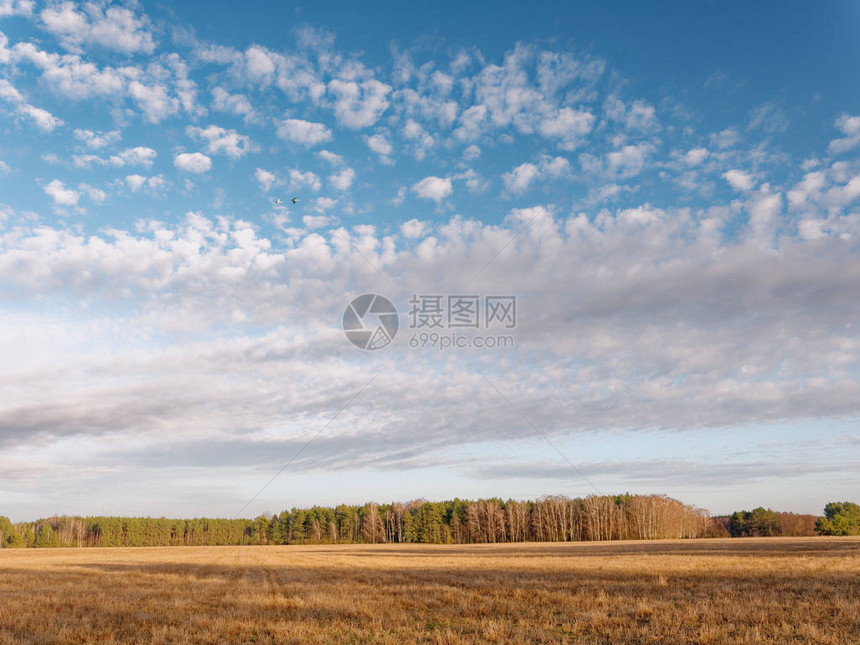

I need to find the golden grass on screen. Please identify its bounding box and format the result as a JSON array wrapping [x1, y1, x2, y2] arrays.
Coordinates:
[[1, 537, 858, 644]]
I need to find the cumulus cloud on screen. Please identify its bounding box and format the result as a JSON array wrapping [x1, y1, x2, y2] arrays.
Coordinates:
[[12, 41, 126, 100], [588, 142, 655, 180], [40, 2, 156, 54], [400, 218, 427, 238], [710, 127, 740, 149], [289, 168, 321, 192], [684, 148, 709, 167], [173, 152, 212, 173], [0, 0, 33, 18], [328, 167, 355, 191], [244, 45, 275, 84], [317, 149, 343, 165], [254, 168, 277, 193], [0, 78, 64, 132], [125, 174, 166, 193], [463, 145, 481, 161], [276, 118, 332, 146], [828, 114, 860, 155], [16, 103, 64, 132], [74, 128, 120, 149], [412, 175, 452, 202], [365, 132, 393, 160], [539, 107, 595, 149], [503, 163, 540, 194], [79, 182, 105, 203], [43, 178, 79, 205], [327, 77, 391, 128], [187, 125, 250, 159], [723, 169, 755, 192], [211, 87, 254, 119], [315, 196, 338, 212], [110, 146, 157, 167], [502, 156, 570, 194], [128, 80, 179, 123]]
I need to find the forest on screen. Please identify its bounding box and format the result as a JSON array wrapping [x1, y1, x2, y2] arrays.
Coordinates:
[[0, 495, 855, 548]]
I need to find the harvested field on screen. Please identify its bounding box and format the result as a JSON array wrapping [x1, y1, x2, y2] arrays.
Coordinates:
[[1, 537, 858, 644]]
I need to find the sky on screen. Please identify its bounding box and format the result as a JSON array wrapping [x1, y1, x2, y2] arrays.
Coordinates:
[[1, 0, 859, 521]]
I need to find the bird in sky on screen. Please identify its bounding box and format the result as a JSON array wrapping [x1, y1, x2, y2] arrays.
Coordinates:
[[291, 197, 299, 204], [274, 198, 281, 206]]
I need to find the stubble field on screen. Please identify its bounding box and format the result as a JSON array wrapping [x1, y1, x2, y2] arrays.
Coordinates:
[[0, 537, 858, 644]]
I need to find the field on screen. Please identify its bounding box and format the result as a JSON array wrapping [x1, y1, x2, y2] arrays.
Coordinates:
[[1, 538, 858, 644]]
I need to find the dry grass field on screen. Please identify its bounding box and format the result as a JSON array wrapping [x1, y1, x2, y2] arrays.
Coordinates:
[[0, 538, 858, 644]]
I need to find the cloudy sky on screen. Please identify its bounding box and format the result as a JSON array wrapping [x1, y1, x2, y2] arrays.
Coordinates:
[[1, 0, 859, 521]]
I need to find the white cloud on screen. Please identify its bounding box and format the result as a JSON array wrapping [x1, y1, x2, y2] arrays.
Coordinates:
[[315, 197, 338, 212], [289, 169, 321, 192], [125, 174, 165, 193], [187, 125, 250, 159], [317, 150, 343, 165], [748, 101, 789, 134], [827, 114, 860, 155], [747, 184, 782, 245], [43, 178, 79, 206], [400, 218, 427, 238], [0, 78, 64, 132], [125, 174, 147, 192], [603, 142, 654, 179], [502, 162, 540, 194], [328, 77, 391, 129], [463, 145, 481, 161], [110, 146, 157, 167], [244, 45, 275, 84], [453, 104, 488, 142], [723, 169, 755, 192], [1, 192, 859, 517], [0, 0, 33, 17], [0, 79, 24, 103], [684, 148, 709, 167], [328, 167, 355, 191], [17, 103, 64, 132], [211, 87, 254, 120], [539, 107, 595, 149], [128, 80, 179, 123], [173, 152, 212, 174], [303, 214, 329, 229], [710, 127, 740, 149], [79, 183, 105, 203], [390, 186, 406, 207], [412, 176, 452, 203], [12, 42, 126, 101], [365, 132, 393, 157], [40, 2, 156, 54], [276, 118, 332, 146], [502, 156, 570, 195], [74, 128, 120, 149], [254, 168, 277, 193]]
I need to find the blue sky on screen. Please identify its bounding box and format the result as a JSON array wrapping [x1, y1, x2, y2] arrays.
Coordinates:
[[1, 0, 859, 521]]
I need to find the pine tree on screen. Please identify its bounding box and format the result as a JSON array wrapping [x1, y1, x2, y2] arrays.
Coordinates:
[[34, 523, 59, 548]]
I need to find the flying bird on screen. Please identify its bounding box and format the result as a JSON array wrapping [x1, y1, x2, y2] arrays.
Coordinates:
[[274, 198, 282, 206], [291, 197, 299, 204]]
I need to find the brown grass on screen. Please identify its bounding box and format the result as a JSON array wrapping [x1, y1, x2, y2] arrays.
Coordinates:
[[1, 537, 858, 644]]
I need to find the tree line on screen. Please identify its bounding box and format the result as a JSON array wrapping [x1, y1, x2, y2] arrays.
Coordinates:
[[1, 495, 856, 548], [712, 508, 820, 537]]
